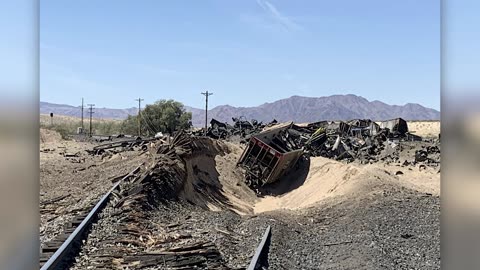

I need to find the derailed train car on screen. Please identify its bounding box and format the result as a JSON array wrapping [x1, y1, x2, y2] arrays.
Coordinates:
[[237, 123, 304, 187]]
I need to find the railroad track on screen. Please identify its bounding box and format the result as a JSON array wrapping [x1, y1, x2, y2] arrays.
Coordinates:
[[40, 166, 142, 270], [247, 226, 272, 270], [40, 162, 273, 270]]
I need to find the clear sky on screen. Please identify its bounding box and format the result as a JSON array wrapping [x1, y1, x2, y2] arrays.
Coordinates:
[[40, 0, 440, 110]]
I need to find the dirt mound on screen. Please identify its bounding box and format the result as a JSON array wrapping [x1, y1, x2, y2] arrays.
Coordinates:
[[40, 128, 62, 143], [254, 157, 364, 212], [116, 134, 257, 215], [254, 156, 440, 213], [180, 139, 257, 214], [116, 134, 440, 216]]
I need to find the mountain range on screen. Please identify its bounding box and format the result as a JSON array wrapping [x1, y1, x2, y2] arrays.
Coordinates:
[[40, 94, 440, 126]]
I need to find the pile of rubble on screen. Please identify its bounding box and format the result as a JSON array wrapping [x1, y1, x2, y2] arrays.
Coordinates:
[[85, 137, 162, 156], [241, 118, 428, 163], [73, 132, 229, 269], [236, 117, 440, 188], [414, 144, 441, 165], [295, 118, 422, 163], [194, 116, 277, 140]]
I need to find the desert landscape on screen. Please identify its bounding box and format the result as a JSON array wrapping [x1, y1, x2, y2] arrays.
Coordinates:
[[40, 115, 440, 269], [37, 1, 441, 269]]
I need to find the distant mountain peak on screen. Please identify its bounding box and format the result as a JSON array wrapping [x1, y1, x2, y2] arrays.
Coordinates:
[[41, 94, 439, 126]]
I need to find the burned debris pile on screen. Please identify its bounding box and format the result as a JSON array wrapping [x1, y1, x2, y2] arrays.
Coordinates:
[[298, 118, 420, 163], [112, 131, 239, 212], [100, 131, 228, 269], [414, 144, 441, 165], [85, 136, 167, 158], [82, 116, 439, 191], [113, 132, 191, 211], [235, 117, 440, 188], [193, 117, 277, 140]]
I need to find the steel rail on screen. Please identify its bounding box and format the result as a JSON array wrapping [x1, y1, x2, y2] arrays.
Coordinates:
[[40, 166, 141, 270], [247, 225, 272, 270]]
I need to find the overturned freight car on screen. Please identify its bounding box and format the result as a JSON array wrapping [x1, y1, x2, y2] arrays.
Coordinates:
[[237, 123, 304, 188], [379, 118, 408, 136]]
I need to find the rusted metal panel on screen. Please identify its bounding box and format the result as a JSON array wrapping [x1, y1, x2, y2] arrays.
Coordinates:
[[238, 122, 304, 187]]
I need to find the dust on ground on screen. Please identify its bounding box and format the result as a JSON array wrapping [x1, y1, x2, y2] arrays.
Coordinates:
[[40, 128, 147, 245], [41, 127, 440, 269]]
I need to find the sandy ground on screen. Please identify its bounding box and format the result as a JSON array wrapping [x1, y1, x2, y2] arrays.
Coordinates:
[[174, 134, 440, 216], [41, 130, 440, 269], [180, 139, 257, 215], [254, 157, 439, 213], [406, 121, 440, 138]]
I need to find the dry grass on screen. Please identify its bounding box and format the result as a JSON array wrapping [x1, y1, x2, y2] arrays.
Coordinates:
[[40, 114, 121, 126], [40, 114, 123, 137]]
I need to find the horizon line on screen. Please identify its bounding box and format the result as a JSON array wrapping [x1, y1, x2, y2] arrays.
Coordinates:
[[40, 93, 440, 111]]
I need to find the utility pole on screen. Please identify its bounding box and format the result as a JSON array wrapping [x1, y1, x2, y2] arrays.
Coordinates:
[[80, 98, 84, 132], [135, 98, 144, 136], [87, 104, 95, 137], [201, 91, 213, 136]]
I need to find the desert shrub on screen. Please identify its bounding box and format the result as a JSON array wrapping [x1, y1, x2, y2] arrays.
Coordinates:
[[95, 121, 123, 135], [40, 123, 76, 140]]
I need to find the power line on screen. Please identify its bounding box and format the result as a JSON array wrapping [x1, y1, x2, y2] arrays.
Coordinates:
[[87, 104, 95, 137], [80, 98, 84, 132], [141, 114, 156, 135], [135, 98, 144, 136], [201, 91, 213, 136], [142, 113, 157, 134]]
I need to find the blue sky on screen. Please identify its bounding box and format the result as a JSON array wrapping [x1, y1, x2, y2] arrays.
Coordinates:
[[40, 0, 441, 110], [0, 0, 36, 101], [443, 0, 480, 98]]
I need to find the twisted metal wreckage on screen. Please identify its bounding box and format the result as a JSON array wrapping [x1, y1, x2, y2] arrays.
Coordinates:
[[229, 117, 435, 188], [85, 116, 439, 189]]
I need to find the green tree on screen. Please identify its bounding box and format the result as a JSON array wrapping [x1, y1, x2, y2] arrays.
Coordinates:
[[120, 99, 192, 136], [120, 115, 138, 135], [96, 121, 122, 135]]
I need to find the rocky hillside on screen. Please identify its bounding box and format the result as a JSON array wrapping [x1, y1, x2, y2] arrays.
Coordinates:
[[40, 101, 137, 119], [41, 94, 440, 126], [186, 94, 440, 126]]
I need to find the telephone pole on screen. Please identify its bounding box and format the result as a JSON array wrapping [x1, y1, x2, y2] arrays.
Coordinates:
[[201, 91, 213, 136], [87, 104, 95, 137], [135, 98, 144, 136], [80, 98, 84, 132]]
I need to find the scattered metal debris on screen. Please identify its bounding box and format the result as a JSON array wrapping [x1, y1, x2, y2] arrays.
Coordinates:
[[236, 117, 440, 188], [194, 117, 278, 141], [81, 117, 440, 191], [86, 137, 157, 155]]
